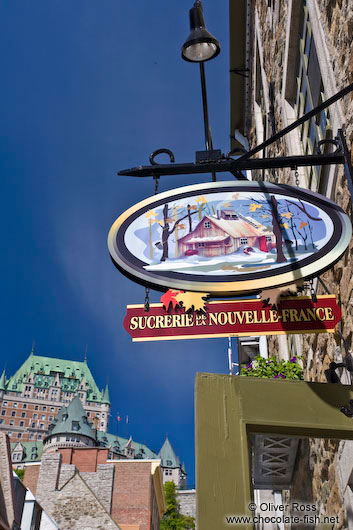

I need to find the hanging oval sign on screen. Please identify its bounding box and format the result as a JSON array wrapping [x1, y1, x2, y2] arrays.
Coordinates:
[[108, 181, 351, 295]]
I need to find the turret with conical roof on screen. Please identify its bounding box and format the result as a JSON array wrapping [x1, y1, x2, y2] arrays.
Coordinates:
[[43, 396, 98, 451], [158, 436, 179, 468], [0, 369, 6, 392], [158, 436, 187, 488], [102, 384, 110, 405]]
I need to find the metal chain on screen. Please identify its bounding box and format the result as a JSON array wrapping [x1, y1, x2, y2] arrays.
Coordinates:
[[144, 287, 150, 312], [153, 176, 159, 195], [294, 168, 300, 187], [309, 278, 317, 303]]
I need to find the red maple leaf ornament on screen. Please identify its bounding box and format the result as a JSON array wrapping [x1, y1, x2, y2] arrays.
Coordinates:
[[160, 290, 184, 311]]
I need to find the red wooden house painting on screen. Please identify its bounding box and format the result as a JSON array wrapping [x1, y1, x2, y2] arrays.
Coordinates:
[[177, 209, 275, 258]]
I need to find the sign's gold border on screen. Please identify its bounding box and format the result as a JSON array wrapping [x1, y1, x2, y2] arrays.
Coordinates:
[[126, 294, 336, 309], [131, 329, 336, 342], [108, 181, 352, 295]]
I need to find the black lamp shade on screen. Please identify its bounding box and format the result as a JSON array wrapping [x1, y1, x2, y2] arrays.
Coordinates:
[[181, 2, 221, 62]]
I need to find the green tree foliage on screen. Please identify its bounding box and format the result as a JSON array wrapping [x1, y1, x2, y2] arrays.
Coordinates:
[[160, 481, 195, 530], [14, 468, 24, 480]]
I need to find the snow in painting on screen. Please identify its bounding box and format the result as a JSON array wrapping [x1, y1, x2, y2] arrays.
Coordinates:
[[124, 191, 332, 276]]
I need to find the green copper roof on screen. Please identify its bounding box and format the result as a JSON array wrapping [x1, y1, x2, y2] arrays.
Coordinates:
[[102, 384, 110, 404], [96, 431, 158, 460], [0, 369, 6, 391], [158, 436, 180, 468], [48, 396, 96, 440], [10, 441, 43, 463], [6, 353, 107, 403]]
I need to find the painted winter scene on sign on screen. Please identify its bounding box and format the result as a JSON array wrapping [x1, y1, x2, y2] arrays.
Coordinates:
[[124, 191, 332, 276]]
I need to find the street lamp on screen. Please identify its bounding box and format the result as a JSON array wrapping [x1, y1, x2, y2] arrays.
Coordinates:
[[181, 0, 220, 181]]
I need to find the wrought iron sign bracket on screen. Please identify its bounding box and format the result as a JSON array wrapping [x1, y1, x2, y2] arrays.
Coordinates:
[[118, 82, 353, 199]]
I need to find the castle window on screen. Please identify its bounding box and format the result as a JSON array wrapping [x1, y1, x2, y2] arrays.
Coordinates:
[[166, 460, 172, 466], [198, 242, 205, 247], [72, 421, 80, 431], [30, 434, 34, 440], [38, 435, 42, 440], [66, 436, 70, 441], [1, 411, 5, 416], [23, 404, 27, 409], [20, 421, 24, 427], [35, 406, 38, 410], [7, 432, 11, 437], [11, 411, 15, 417], [9, 420, 14, 426], [204, 221, 211, 229], [240, 238, 248, 245], [0, 419, 3, 424], [17, 433, 21, 439], [21, 412, 25, 418], [41, 415, 45, 420], [33, 414, 37, 419], [50, 407, 55, 412], [56, 436, 60, 441], [3, 402, 7, 407], [31, 423, 35, 428], [42, 406, 46, 411], [13, 403, 17, 408], [49, 416, 53, 421], [39, 423, 44, 429]]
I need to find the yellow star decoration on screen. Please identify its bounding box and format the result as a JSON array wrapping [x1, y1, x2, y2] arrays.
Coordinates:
[[249, 203, 262, 212], [175, 291, 209, 312], [155, 219, 164, 226], [281, 212, 292, 219], [195, 196, 207, 204], [261, 214, 268, 219], [145, 210, 157, 218], [299, 221, 308, 229], [281, 222, 289, 229]]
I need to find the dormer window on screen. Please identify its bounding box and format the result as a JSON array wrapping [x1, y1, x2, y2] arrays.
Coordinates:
[[72, 421, 80, 431], [204, 221, 211, 229], [166, 460, 172, 466]]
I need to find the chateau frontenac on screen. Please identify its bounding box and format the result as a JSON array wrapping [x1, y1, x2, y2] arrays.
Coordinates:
[[0, 350, 111, 443]]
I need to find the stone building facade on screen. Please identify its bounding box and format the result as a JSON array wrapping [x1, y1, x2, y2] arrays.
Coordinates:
[[24, 449, 165, 530], [230, 0, 353, 526]]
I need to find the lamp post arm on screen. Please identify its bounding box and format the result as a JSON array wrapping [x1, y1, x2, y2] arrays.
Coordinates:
[[200, 62, 213, 151], [200, 62, 216, 182]]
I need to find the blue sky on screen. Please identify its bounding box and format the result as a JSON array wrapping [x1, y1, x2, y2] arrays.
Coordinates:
[[0, 1, 231, 484]]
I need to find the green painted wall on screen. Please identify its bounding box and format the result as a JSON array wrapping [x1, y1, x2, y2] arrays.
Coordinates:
[[195, 374, 353, 529]]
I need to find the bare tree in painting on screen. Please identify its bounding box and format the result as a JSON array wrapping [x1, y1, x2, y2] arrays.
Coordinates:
[[159, 203, 202, 262]]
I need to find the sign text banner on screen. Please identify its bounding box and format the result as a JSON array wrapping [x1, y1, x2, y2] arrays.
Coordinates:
[[123, 295, 341, 342]]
